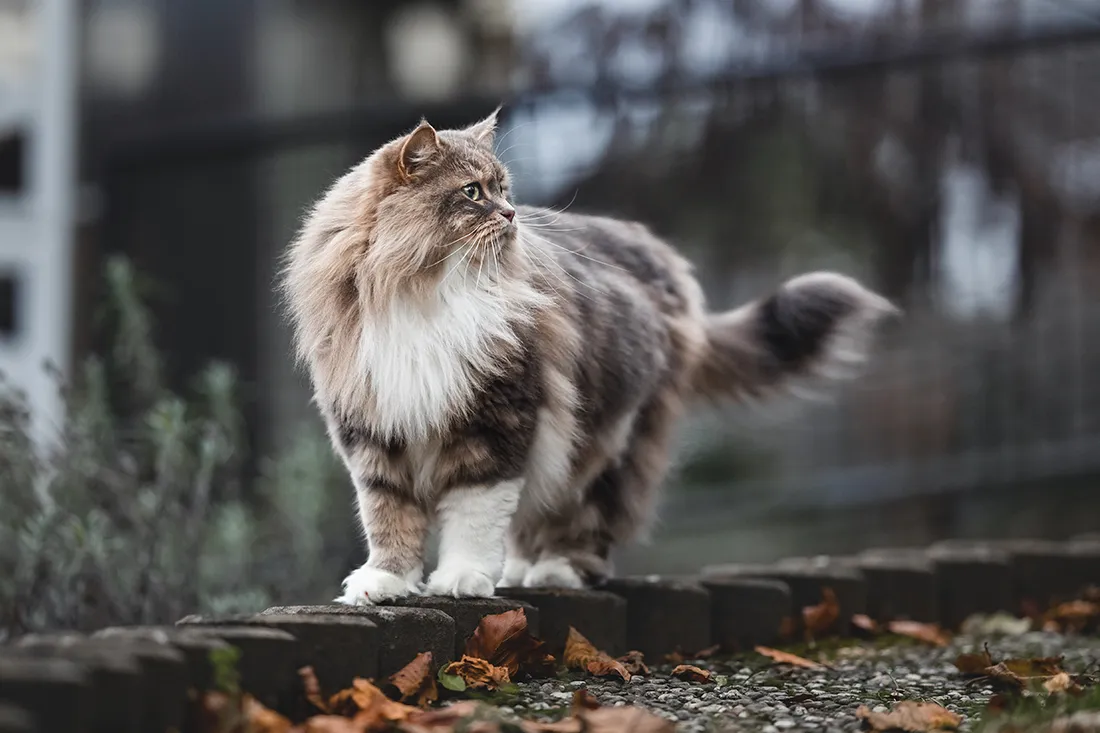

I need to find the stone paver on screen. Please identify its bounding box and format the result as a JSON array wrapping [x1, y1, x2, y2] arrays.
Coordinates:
[[0, 656, 91, 733], [856, 548, 940, 622], [12, 633, 143, 733], [92, 625, 233, 694], [261, 605, 454, 679], [496, 588, 629, 656], [699, 577, 792, 651], [173, 620, 301, 710], [701, 561, 867, 636], [0, 704, 34, 733], [390, 597, 541, 656], [927, 542, 1015, 628], [600, 577, 712, 660]]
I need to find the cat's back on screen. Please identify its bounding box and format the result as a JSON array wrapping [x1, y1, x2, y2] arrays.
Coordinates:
[[516, 205, 704, 321]]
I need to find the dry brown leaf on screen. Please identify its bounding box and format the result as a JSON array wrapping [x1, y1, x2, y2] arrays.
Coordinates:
[[1001, 656, 1064, 678], [856, 701, 962, 732], [243, 695, 293, 733], [302, 716, 367, 733], [574, 706, 677, 733], [753, 646, 826, 670], [1043, 672, 1084, 696], [887, 620, 950, 647], [327, 678, 418, 728], [398, 700, 484, 731], [852, 614, 880, 634], [954, 649, 995, 675], [803, 587, 840, 638], [617, 651, 650, 676], [299, 665, 329, 713], [197, 691, 244, 733], [1043, 600, 1100, 633], [778, 615, 797, 641], [671, 665, 712, 683], [571, 688, 601, 712], [385, 652, 437, 708], [662, 650, 685, 665], [465, 608, 556, 678], [564, 627, 631, 682], [692, 644, 722, 660], [441, 656, 512, 691]]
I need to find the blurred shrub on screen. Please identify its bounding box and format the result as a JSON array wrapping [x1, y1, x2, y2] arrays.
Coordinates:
[[0, 256, 354, 640]]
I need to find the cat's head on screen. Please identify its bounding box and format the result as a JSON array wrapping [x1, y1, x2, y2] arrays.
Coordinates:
[[355, 110, 519, 304]]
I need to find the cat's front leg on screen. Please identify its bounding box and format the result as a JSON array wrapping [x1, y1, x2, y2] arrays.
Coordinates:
[[336, 482, 429, 606], [425, 479, 522, 598]]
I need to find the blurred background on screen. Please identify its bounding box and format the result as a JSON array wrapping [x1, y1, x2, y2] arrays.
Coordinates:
[[3, 0, 1100, 635]]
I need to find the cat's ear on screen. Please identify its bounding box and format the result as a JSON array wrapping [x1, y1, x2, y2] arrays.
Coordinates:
[[461, 107, 501, 147], [397, 120, 441, 180]]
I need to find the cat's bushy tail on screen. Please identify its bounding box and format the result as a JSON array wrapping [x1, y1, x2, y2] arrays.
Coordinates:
[[690, 272, 898, 401]]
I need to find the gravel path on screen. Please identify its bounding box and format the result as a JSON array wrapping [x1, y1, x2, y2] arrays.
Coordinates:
[[498, 632, 1100, 732]]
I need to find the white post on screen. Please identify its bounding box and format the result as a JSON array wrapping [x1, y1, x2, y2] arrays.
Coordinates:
[[0, 0, 78, 446]]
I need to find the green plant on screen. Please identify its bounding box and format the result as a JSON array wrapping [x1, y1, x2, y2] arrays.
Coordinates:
[[0, 256, 355, 640]]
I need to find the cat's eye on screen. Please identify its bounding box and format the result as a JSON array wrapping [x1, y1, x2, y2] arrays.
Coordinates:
[[461, 182, 483, 201]]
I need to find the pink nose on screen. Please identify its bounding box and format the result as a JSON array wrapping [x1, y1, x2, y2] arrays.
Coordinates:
[[499, 206, 515, 222]]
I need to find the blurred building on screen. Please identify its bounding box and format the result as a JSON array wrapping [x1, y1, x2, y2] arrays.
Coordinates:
[[3, 0, 1100, 563]]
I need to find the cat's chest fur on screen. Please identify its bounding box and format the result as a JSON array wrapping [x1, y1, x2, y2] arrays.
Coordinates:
[[357, 283, 520, 441]]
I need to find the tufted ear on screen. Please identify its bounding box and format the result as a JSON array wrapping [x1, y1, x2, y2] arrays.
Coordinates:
[[397, 120, 441, 180], [460, 107, 501, 147]]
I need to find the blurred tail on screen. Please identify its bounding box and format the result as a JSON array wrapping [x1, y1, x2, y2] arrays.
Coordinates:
[[690, 272, 898, 401]]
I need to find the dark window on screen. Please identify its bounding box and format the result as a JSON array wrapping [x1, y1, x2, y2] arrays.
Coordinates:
[[0, 273, 17, 338], [0, 130, 26, 194]]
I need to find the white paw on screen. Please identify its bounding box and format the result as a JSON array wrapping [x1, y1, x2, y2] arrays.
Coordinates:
[[498, 556, 532, 588], [425, 566, 496, 598], [335, 564, 420, 605], [522, 556, 584, 589]]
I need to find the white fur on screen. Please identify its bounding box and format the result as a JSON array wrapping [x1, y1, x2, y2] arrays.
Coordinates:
[[357, 276, 525, 441], [336, 563, 423, 605], [523, 555, 584, 589], [426, 479, 523, 597]]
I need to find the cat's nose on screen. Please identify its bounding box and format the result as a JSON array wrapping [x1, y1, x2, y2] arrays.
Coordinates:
[[499, 206, 515, 222]]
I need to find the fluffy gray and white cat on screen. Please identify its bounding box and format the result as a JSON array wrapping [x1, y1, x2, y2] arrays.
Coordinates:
[[280, 110, 896, 605]]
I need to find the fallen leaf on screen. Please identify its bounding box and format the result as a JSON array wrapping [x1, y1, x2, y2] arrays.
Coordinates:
[[197, 691, 244, 733], [856, 701, 962, 732], [803, 587, 840, 638], [385, 652, 437, 707], [662, 650, 684, 665], [303, 716, 367, 733], [440, 656, 512, 691], [753, 646, 826, 670], [571, 688, 600, 712], [1043, 600, 1100, 634], [244, 695, 293, 733], [777, 615, 797, 641], [692, 644, 721, 660], [1043, 672, 1084, 696], [617, 651, 650, 676], [570, 707, 676, 733], [852, 614, 880, 635], [671, 665, 713, 683], [564, 627, 631, 682], [465, 609, 556, 679], [399, 700, 484, 731], [954, 649, 995, 675], [327, 678, 418, 727], [887, 620, 950, 647], [1001, 656, 1064, 678], [299, 665, 329, 713]]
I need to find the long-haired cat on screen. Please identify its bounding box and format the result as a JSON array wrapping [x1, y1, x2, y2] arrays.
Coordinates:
[[280, 110, 896, 604]]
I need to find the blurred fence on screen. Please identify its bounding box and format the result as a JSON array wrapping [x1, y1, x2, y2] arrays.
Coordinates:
[[93, 16, 1100, 568]]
